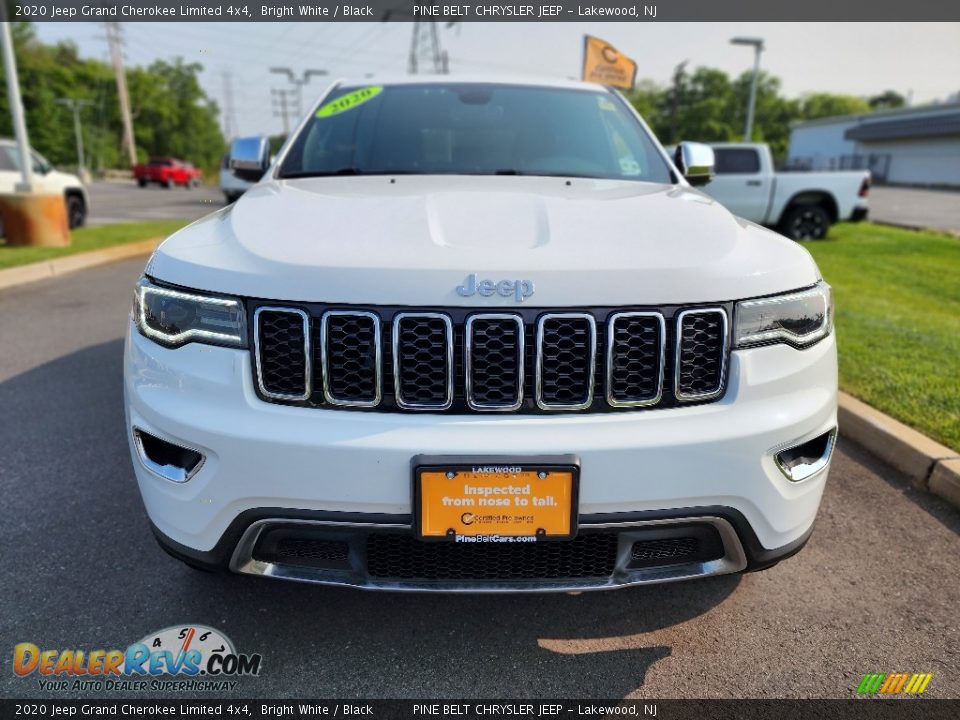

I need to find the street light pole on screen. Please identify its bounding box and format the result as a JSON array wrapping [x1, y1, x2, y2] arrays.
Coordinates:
[[731, 37, 764, 142], [269, 67, 328, 125], [56, 98, 95, 177]]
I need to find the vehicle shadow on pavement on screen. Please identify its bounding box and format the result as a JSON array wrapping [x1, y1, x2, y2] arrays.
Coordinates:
[[839, 439, 960, 536], [0, 339, 739, 699]]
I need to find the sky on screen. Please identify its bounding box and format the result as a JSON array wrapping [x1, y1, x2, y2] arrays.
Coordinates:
[[36, 21, 960, 137]]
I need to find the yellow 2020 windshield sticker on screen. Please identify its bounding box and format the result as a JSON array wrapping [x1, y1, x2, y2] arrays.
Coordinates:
[[316, 86, 383, 118]]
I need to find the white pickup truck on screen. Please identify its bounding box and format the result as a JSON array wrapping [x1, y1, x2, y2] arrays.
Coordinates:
[[700, 143, 869, 240]]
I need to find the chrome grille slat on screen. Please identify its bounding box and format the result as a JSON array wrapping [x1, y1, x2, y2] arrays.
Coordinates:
[[393, 312, 454, 410], [320, 310, 382, 407], [535, 313, 597, 411], [465, 314, 525, 411], [253, 307, 311, 401], [674, 308, 728, 401], [606, 312, 665, 407]]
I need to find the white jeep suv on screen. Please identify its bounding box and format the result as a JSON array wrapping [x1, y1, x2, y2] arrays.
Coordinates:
[[124, 77, 838, 591]]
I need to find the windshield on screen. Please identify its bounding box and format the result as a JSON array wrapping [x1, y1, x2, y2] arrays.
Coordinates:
[[278, 83, 673, 183]]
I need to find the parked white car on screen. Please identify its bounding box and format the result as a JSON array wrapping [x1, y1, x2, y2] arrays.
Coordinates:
[[0, 139, 89, 228], [701, 143, 869, 240], [125, 77, 837, 591]]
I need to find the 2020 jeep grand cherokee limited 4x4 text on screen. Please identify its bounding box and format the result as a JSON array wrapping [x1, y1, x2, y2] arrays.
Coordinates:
[[124, 77, 838, 591]]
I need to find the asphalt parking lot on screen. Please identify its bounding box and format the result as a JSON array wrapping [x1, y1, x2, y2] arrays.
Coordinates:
[[1, 257, 958, 700], [86, 180, 226, 225], [869, 186, 960, 234]]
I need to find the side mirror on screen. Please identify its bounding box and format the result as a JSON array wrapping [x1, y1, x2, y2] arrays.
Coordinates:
[[229, 136, 270, 183], [674, 142, 715, 187]]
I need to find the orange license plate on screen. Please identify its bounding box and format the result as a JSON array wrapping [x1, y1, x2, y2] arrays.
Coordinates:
[[415, 463, 578, 541]]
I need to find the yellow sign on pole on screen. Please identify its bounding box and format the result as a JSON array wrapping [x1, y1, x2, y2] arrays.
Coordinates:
[[581, 35, 637, 90]]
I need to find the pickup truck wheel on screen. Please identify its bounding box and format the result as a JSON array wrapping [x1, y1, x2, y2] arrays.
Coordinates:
[[137, 178, 147, 188], [66, 195, 86, 229], [782, 204, 830, 241], [186, 178, 199, 190], [163, 178, 173, 189]]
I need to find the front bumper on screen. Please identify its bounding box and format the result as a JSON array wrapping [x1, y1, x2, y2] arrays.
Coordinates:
[[125, 320, 837, 590]]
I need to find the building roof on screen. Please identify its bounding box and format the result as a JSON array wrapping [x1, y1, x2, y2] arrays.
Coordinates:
[[790, 101, 960, 130], [845, 110, 960, 141]]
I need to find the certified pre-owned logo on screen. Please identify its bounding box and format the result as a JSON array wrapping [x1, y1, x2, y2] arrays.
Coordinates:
[[456, 273, 535, 303]]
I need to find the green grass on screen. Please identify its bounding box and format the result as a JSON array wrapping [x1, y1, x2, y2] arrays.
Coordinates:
[[807, 222, 960, 452], [0, 220, 188, 271]]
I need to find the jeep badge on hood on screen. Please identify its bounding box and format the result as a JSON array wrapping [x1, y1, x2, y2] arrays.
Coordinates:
[[456, 274, 535, 303]]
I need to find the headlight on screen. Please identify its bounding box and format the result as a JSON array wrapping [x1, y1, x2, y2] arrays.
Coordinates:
[[734, 281, 832, 349], [134, 277, 247, 348]]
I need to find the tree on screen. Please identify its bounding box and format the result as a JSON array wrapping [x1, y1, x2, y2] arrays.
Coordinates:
[[0, 22, 224, 175], [799, 93, 871, 120], [627, 66, 884, 166], [869, 90, 906, 110]]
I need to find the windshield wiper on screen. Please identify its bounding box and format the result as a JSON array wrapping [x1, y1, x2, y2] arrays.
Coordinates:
[[281, 168, 424, 179], [281, 168, 364, 178]]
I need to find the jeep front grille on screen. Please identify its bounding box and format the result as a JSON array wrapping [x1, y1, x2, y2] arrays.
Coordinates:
[[675, 309, 728, 401], [251, 304, 730, 414]]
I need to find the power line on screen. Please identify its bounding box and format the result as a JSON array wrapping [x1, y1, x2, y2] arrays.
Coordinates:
[[221, 70, 237, 138], [271, 87, 297, 135]]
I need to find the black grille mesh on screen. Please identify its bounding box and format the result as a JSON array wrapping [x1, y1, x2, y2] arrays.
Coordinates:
[[538, 316, 594, 407], [256, 310, 307, 397], [608, 314, 663, 404], [323, 313, 379, 403], [366, 533, 618, 580], [467, 317, 523, 408], [395, 316, 451, 407], [677, 311, 726, 398], [276, 539, 349, 563], [631, 537, 699, 563]]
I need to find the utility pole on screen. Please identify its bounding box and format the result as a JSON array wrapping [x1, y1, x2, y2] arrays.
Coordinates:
[[271, 88, 295, 135], [731, 37, 765, 142], [56, 98, 95, 178], [221, 70, 237, 139], [269, 67, 327, 122], [105, 22, 137, 167], [380, 10, 457, 75], [669, 60, 688, 145], [0, 20, 33, 191]]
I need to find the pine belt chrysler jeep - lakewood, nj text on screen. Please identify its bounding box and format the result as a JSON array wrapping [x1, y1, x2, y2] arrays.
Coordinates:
[[124, 77, 838, 591]]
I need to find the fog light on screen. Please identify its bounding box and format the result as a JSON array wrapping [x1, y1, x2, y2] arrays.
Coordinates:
[[133, 428, 205, 483], [775, 428, 837, 482]]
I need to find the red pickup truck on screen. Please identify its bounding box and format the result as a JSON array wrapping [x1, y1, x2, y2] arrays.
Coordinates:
[[133, 157, 202, 189]]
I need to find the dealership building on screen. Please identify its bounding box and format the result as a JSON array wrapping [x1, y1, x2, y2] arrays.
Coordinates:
[[787, 102, 960, 187]]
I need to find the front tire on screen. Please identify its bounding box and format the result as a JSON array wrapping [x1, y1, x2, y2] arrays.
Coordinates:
[[137, 178, 147, 188], [781, 204, 830, 241], [66, 194, 86, 229], [163, 178, 173, 189]]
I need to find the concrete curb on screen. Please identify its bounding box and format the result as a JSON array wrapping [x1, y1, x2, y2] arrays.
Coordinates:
[[0, 237, 160, 292], [839, 392, 960, 509], [873, 219, 960, 239]]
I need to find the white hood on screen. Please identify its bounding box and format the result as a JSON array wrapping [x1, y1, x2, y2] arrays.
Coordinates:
[[148, 175, 820, 305]]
